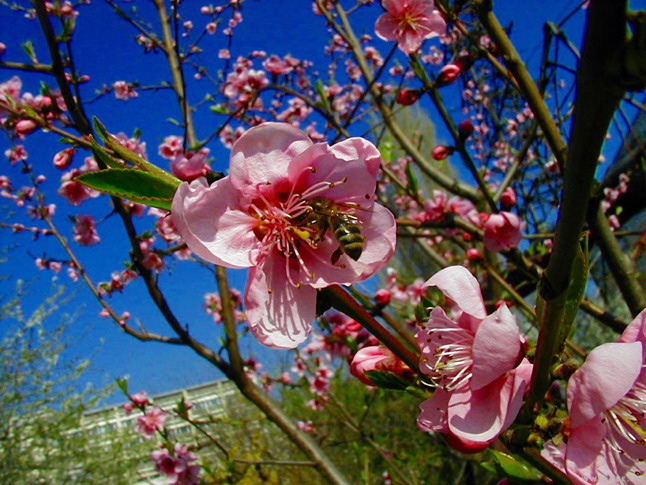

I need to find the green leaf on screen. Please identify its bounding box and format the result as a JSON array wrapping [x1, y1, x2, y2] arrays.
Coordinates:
[[209, 104, 229, 114], [88, 136, 123, 169], [21, 40, 36, 62], [405, 160, 419, 195], [490, 450, 543, 482], [93, 117, 181, 185], [315, 79, 331, 111], [379, 140, 394, 164], [558, 234, 589, 347], [76, 169, 179, 211], [408, 53, 431, 84], [115, 377, 129, 396], [364, 370, 410, 391]]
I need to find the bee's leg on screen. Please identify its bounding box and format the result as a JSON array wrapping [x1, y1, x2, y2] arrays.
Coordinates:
[[331, 247, 343, 265]]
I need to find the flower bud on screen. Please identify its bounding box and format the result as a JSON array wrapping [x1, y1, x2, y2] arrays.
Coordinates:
[[396, 88, 422, 106], [457, 119, 475, 139], [14, 119, 38, 136], [53, 148, 75, 169], [466, 248, 483, 261], [431, 145, 454, 161], [499, 187, 517, 207], [436, 63, 461, 86], [374, 288, 391, 306], [350, 346, 409, 386]]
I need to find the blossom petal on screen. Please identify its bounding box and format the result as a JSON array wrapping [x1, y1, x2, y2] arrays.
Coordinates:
[[567, 341, 643, 428], [245, 254, 317, 349], [330, 137, 382, 178], [229, 122, 312, 196], [398, 30, 424, 54], [417, 387, 451, 433], [423, 266, 487, 320], [374, 14, 398, 42], [288, 142, 380, 205], [171, 177, 258, 268], [416, 11, 446, 39], [448, 361, 531, 444], [564, 417, 615, 485], [471, 304, 522, 390], [618, 308, 646, 344]]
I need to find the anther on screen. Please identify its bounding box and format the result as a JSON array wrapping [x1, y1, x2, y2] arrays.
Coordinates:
[[268, 289, 273, 294]]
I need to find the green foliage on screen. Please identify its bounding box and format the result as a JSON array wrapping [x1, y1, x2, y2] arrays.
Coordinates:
[[279, 374, 499, 485], [76, 168, 178, 211], [0, 283, 145, 485]]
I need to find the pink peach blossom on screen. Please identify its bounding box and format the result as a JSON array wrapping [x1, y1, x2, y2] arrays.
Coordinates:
[[158, 135, 184, 160], [150, 443, 200, 485], [482, 211, 522, 252], [375, 0, 446, 54], [170, 148, 209, 181], [135, 405, 167, 439], [172, 122, 396, 348], [58, 157, 100, 205], [542, 309, 646, 485], [72, 214, 100, 246], [416, 266, 531, 449], [113, 80, 138, 100]]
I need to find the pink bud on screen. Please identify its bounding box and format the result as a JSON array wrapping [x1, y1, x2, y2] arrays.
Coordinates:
[[499, 187, 517, 207], [374, 288, 391, 306], [0, 43, 6, 56], [458, 119, 475, 139], [53, 148, 75, 169], [351, 347, 390, 385], [466, 248, 483, 261], [396, 88, 422, 106], [350, 346, 410, 386], [431, 145, 454, 161], [14, 119, 39, 136], [437, 63, 461, 86]]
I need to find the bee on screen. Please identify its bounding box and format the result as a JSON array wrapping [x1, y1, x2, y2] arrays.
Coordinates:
[[296, 197, 366, 264]]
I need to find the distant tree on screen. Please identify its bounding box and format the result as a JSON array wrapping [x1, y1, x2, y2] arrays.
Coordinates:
[[0, 281, 146, 485]]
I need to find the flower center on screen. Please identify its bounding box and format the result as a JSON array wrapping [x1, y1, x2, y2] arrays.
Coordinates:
[[602, 379, 646, 478], [248, 168, 351, 287], [420, 325, 474, 391], [397, 7, 423, 34]]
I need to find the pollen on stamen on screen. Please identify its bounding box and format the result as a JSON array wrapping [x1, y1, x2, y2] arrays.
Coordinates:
[[268, 289, 272, 294]]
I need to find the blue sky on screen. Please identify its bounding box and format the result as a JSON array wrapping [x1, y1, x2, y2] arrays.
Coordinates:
[[0, 0, 638, 405]]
